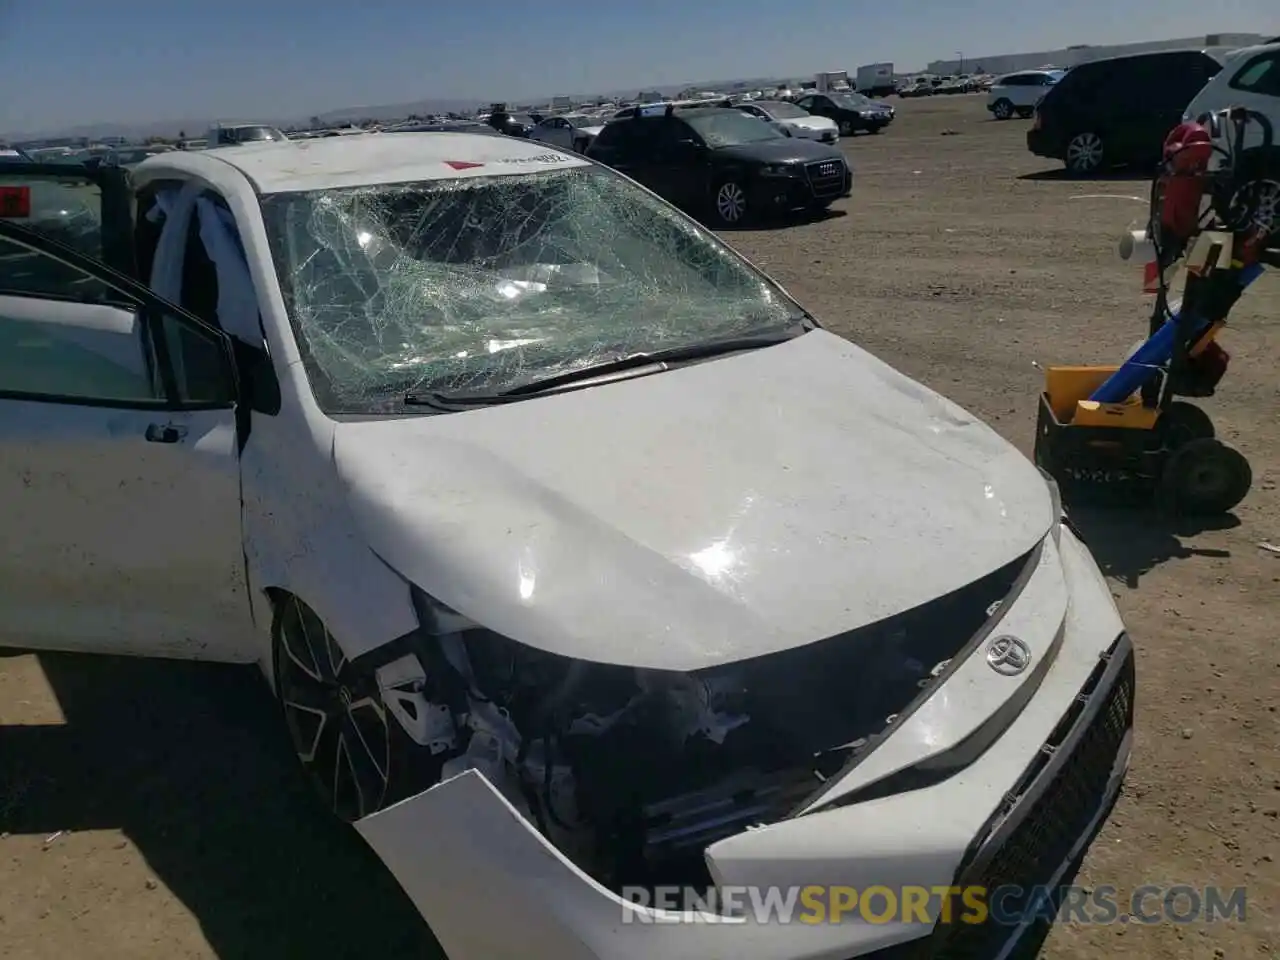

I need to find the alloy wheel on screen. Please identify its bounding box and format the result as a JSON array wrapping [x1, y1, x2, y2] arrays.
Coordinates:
[[276, 596, 391, 822], [993, 99, 1013, 120], [715, 182, 747, 224], [1066, 132, 1104, 173], [1229, 178, 1280, 235]]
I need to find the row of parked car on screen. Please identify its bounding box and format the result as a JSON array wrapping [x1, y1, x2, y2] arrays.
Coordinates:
[[986, 39, 1280, 177], [518, 91, 896, 156], [900, 74, 996, 97]]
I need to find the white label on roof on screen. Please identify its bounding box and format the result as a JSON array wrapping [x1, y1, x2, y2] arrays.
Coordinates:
[[496, 153, 572, 164]]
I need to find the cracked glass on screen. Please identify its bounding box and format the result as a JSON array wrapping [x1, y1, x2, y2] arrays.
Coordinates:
[[261, 165, 803, 414]]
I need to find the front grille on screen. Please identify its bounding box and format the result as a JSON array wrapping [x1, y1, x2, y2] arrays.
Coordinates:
[[932, 639, 1135, 959], [806, 159, 845, 198]]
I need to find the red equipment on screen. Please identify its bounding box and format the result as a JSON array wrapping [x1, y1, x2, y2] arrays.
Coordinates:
[[1155, 121, 1213, 242]]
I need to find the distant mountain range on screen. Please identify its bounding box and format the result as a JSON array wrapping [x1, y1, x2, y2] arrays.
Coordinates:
[[4, 77, 796, 141]]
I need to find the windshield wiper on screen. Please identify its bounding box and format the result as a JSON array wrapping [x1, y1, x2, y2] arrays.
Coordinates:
[[404, 324, 809, 408]]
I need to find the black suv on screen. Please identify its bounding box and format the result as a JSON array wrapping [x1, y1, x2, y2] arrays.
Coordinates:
[[1027, 49, 1223, 173], [586, 106, 851, 226]]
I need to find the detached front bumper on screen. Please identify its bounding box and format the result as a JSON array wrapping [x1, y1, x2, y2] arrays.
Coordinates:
[[356, 526, 1133, 960]]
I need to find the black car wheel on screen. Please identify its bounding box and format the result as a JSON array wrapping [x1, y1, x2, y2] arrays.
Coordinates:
[[1065, 132, 1105, 174], [712, 180, 749, 226], [274, 595, 396, 822], [839, 119, 855, 136], [992, 98, 1014, 120]]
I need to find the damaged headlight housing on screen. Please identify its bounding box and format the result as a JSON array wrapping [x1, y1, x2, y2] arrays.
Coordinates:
[[378, 561, 1033, 892], [381, 587, 761, 852]]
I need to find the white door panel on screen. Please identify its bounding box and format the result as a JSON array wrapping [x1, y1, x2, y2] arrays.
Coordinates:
[[0, 401, 254, 660]]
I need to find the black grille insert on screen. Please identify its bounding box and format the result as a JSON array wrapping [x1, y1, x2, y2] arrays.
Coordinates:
[[805, 159, 845, 198], [932, 638, 1135, 959]]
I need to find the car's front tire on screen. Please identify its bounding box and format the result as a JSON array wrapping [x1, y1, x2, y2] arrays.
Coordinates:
[[712, 179, 749, 226], [273, 594, 397, 822], [1065, 131, 1105, 174], [838, 119, 855, 136]]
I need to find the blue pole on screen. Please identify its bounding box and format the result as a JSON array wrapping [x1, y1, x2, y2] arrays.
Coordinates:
[[1089, 262, 1265, 403]]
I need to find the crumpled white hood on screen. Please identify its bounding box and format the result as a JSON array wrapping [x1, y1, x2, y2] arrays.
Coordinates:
[[334, 330, 1051, 671]]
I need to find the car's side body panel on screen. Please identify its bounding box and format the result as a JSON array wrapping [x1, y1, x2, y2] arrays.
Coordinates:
[[0, 399, 251, 658]]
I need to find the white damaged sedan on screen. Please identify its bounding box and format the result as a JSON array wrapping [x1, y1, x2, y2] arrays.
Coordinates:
[[0, 136, 1132, 960]]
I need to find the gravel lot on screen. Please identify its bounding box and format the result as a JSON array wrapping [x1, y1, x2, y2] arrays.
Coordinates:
[[1, 93, 1277, 959]]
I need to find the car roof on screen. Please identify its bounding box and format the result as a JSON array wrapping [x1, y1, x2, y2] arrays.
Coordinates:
[[668, 107, 738, 119], [1220, 40, 1280, 59], [138, 132, 590, 193], [1070, 47, 1220, 71]]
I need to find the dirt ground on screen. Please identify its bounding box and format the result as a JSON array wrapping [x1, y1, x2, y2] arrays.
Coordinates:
[[1, 93, 1277, 959]]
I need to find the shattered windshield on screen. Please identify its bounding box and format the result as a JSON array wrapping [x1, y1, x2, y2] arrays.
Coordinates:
[[261, 165, 802, 413]]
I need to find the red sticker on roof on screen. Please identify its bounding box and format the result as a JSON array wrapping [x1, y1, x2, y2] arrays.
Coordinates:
[[444, 160, 485, 170], [0, 186, 32, 219]]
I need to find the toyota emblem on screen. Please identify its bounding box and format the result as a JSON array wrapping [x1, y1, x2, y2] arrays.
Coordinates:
[[985, 635, 1032, 676]]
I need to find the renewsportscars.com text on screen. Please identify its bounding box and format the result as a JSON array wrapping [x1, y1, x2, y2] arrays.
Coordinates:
[[619, 884, 1248, 925]]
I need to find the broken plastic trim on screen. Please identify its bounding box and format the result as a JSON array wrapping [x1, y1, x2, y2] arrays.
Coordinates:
[[793, 540, 1045, 816], [812, 619, 1064, 812], [351, 554, 1040, 893]]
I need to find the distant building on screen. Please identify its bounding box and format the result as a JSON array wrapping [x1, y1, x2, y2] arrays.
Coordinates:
[[926, 32, 1270, 76]]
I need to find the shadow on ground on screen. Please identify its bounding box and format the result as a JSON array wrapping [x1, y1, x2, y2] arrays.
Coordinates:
[[1066, 506, 1238, 588], [1018, 167, 1154, 182], [0, 653, 441, 959], [713, 207, 848, 233]]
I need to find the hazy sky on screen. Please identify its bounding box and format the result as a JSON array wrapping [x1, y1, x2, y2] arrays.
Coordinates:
[[1, 0, 1274, 132]]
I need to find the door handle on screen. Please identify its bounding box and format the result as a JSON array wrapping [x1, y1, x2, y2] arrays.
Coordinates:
[[145, 422, 188, 444]]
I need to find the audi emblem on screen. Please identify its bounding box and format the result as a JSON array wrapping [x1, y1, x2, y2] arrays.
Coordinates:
[[985, 635, 1032, 676], [819, 162, 838, 176]]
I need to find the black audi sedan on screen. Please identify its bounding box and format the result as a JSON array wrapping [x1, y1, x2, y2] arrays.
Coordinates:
[[586, 105, 851, 226]]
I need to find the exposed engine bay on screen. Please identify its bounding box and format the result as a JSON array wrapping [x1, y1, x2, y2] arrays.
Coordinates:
[[373, 551, 1029, 892]]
